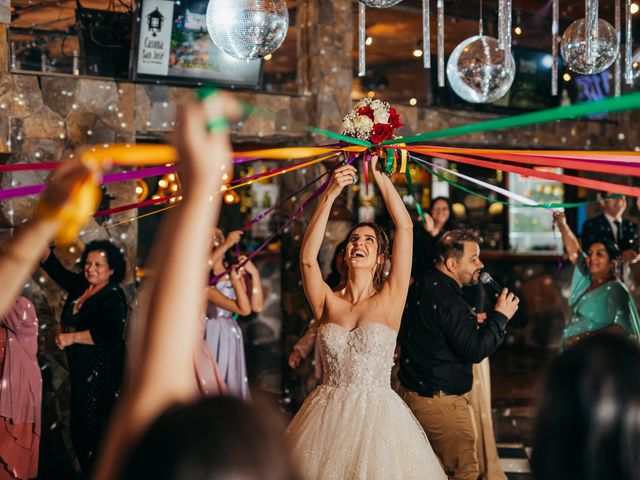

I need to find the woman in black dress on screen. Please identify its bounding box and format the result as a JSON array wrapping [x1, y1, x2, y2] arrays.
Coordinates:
[[41, 240, 127, 476]]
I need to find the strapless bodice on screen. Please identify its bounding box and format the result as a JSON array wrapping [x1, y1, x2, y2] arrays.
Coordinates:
[[318, 322, 397, 389]]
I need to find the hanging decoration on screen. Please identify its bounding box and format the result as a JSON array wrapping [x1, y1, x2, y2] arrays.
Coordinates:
[[357, 0, 403, 76], [560, 0, 618, 75], [497, 0, 512, 57], [625, 0, 633, 84], [359, 2, 366, 77], [437, 0, 445, 86], [205, 0, 289, 60], [552, 0, 559, 95], [446, 35, 516, 103], [358, 0, 403, 6], [632, 47, 640, 87], [615, 0, 622, 96], [422, 0, 430, 69]]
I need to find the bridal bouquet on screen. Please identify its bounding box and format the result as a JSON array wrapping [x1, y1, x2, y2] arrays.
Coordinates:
[[340, 98, 403, 144]]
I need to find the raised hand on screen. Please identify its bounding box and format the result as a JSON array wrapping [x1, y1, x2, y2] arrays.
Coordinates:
[[325, 164, 357, 199], [225, 230, 243, 248]]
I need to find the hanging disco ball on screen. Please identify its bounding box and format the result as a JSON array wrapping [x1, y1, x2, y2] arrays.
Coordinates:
[[446, 35, 516, 104], [560, 18, 618, 75], [206, 0, 289, 61], [358, 0, 404, 7]]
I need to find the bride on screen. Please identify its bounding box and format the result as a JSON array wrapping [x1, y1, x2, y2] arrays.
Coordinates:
[[287, 158, 446, 480]]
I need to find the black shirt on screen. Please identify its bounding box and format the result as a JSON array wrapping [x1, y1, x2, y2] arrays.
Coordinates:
[[398, 268, 508, 396]]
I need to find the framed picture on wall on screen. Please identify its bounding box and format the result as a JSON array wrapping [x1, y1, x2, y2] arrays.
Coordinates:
[[132, 0, 263, 87]]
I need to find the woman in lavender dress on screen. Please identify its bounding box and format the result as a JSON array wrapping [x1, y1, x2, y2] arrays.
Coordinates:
[[205, 228, 264, 401]]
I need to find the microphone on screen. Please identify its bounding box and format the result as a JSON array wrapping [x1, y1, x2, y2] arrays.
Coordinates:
[[479, 272, 503, 294]]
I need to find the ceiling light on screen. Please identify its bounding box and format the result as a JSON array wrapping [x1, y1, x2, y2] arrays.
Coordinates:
[[409, 98, 417, 106], [514, 26, 522, 35], [365, 36, 373, 46], [413, 48, 423, 57]]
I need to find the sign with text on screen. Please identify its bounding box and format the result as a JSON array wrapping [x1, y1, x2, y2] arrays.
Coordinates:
[[136, 0, 174, 75]]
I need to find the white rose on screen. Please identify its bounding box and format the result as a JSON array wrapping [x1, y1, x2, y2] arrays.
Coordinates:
[[373, 109, 390, 124], [370, 99, 384, 110], [353, 115, 374, 133]]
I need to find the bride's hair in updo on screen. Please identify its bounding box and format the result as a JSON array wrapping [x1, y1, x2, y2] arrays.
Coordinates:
[[341, 222, 390, 291]]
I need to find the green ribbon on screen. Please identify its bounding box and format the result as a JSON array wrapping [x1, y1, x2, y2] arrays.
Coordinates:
[[405, 166, 425, 217], [303, 126, 372, 147], [416, 162, 614, 209], [380, 91, 640, 146], [385, 148, 396, 174]]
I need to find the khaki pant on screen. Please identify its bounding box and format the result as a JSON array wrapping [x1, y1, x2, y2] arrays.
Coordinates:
[[399, 386, 480, 480]]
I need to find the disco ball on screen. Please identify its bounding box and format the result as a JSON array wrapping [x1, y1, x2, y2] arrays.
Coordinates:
[[359, 0, 404, 7], [560, 18, 618, 75], [446, 35, 516, 104], [632, 47, 640, 88], [206, 0, 289, 61]]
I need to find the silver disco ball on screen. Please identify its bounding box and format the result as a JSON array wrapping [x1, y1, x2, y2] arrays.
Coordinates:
[[446, 35, 516, 104], [632, 47, 640, 88], [359, 0, 404, 7], [206, 0, 289, 61], [560, 18, 618, 75]]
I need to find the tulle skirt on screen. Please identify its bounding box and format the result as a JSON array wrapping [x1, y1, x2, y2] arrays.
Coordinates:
[[287, 384, 446, 480]]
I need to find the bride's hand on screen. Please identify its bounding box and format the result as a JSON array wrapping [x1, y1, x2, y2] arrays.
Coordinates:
[[326, 164, 357, 199]]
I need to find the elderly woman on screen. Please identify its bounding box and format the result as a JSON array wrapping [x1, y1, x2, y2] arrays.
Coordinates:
[[554, 212, 640, 348], [40, 240, 128, 475]]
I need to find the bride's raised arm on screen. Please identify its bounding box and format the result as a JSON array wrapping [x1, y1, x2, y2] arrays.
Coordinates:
[[371, 157, 413, 303], [300, 163, 357, 320]]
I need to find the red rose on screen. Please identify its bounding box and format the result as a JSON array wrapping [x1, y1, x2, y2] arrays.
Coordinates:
[[388, 107, 403, 129], [357, 106, 375, 120], [370, 123, 394, 144]]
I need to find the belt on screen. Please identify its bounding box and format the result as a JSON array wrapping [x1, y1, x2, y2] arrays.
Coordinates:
[[420, 389, 454, 398]]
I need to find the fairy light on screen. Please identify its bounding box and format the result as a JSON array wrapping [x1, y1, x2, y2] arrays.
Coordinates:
[[409, 98, 418, 106], [365, 36, 373, 46]]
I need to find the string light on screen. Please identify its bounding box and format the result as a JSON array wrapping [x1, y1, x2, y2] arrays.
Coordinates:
[[409, 98, 418, 106], [365, 36, 373, 46], [514, 26, 522, 35]]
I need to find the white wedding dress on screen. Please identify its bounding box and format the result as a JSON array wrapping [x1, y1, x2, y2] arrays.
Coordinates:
[[287, 322, 446, 480]]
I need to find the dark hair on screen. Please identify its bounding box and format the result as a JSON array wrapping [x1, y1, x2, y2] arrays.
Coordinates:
[[120, 396, 297, 480], [326, 237, 348, 290], [430, 196, 458, 231], [599, 191, 624, 201], [434, 229, 481, 264], [531, 334, 640, 480], [585, 238, 622, 261], [342, 222, 390, 291], [80, 240, 127, 284]]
